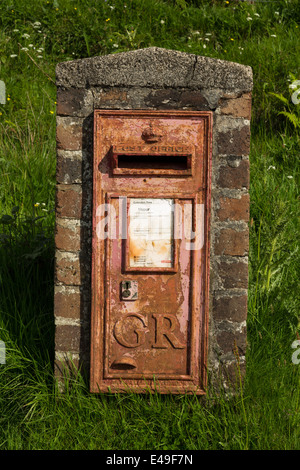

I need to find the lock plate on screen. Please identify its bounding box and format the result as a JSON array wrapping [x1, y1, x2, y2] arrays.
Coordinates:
[[121, 280, 138, 301]]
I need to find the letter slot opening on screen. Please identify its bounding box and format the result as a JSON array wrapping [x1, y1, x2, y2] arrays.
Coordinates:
[[111, 145, 193, 176], [118, 154, 189, 170]]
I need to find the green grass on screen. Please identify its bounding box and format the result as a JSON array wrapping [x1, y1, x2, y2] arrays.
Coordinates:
[[0, 0, 299, 450]]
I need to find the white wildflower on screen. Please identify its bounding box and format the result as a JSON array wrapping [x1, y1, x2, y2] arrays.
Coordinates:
[[270, 34, 277, 37], [275, 11, 279, 15], [160, 20, 165, 24], [37, 55, 43, 58], [254, 13, 260, 17], [10, 54, 18, 58], [13, 29, 19, 32], [287, 175, 293, 179], [267, 165, 276, 171], [33, 21, 41, 27], [113, 44, 118, 48], [21, 47, 29, 51], [246, 17, 253, 21], [22, 33, 30, 38], [205, 33, 212, 36], [203, 44, 207, 49]]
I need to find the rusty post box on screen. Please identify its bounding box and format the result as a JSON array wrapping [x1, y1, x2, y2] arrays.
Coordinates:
[[90, 110, 212, 394], [55, 48, 252, 394]]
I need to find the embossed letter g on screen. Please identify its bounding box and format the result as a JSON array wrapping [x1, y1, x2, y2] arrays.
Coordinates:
[[114, 313, 148, 348]]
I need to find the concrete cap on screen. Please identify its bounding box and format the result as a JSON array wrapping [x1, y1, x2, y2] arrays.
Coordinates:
[[56, 47, 253, 92]]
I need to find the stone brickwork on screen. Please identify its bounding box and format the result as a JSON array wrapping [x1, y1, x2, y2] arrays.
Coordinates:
[[54, 47, 252, 390]]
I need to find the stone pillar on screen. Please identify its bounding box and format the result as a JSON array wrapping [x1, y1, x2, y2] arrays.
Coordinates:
[[54, 47, 252, 390]]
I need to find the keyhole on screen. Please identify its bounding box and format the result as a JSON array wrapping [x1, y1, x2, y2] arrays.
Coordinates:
[[122, 281, 131, 298]]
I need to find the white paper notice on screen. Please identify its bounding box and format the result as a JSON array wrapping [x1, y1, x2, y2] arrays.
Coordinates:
[[128, 198, 174, 268]]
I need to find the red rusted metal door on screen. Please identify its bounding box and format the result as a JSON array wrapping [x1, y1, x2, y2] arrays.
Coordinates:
[[90, 110, 212, 394]]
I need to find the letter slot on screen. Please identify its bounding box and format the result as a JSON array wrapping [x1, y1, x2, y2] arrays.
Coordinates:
[[111, 144, 193, 176]]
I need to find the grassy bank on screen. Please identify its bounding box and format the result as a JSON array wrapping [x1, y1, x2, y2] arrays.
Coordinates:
[[0, 0, 299, 450]]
